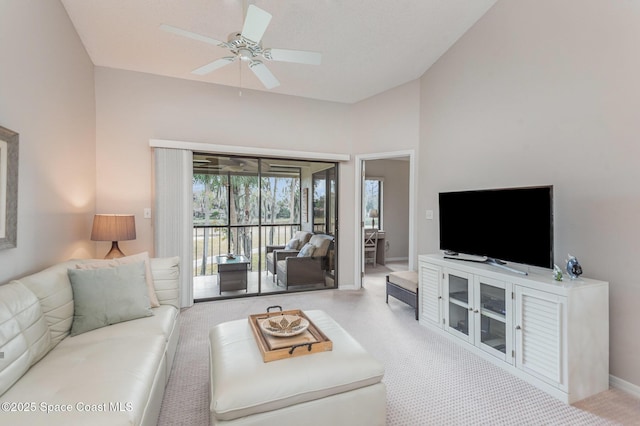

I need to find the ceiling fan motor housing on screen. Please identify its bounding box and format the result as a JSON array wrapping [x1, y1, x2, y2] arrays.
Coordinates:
[[228, 32, 263, 61]]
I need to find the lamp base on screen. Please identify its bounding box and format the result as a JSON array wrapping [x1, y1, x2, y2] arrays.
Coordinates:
[[104, 241, 126, 259]]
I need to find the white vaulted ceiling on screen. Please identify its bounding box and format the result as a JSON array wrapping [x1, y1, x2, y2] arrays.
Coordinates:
[[61, 0, 497, 104]]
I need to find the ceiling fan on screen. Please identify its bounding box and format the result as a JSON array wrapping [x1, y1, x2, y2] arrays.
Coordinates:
[[160, 4, 322, 89]]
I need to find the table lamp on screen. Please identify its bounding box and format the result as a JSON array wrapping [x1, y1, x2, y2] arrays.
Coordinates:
[[368, 209, 379, 229], [91, 214, 136, 259]]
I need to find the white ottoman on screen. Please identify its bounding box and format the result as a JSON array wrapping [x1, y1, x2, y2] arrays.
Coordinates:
[[209, 310, 386, 425]]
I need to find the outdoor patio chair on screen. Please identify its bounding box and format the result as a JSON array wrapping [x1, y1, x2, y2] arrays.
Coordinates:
[[276, 234, 333, 289], [265, 230, 312, 282]]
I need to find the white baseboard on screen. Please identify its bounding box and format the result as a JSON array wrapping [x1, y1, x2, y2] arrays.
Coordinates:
[[385, 257, 409, 262], [610, 375, 640, 398], [338, 282, 358, 290]]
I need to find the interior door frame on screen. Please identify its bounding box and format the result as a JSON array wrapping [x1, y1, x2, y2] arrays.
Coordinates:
[[354, 150, 416, 289]]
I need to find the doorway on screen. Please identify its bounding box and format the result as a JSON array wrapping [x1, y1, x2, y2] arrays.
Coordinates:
[[355, 150, 416, 288]]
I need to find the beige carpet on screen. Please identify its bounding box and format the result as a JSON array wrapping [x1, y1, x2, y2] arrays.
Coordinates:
[[158, 268, 639, 425]]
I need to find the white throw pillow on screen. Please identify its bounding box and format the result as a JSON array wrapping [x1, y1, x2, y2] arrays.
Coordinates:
[[285, 238, 299, 250], [297, 243, 315, 257]]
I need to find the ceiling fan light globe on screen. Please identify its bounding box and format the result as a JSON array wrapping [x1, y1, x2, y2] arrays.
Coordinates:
[[238, 48, 253, 61]]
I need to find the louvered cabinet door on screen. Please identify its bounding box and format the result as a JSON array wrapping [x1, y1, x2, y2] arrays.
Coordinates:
[[419, 262, 442, 327], [514, 286, 567, 389]]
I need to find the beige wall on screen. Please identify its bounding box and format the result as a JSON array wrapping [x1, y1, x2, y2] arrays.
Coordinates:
[[94, 68, 421, 287], [352, 80, 421, 155], [418, 0, 640, 387], [0, 0, 96, 282], [94, 68, 361, 281], [365, 159, 410, 260]]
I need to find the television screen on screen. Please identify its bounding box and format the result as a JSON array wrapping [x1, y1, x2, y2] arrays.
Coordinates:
[[439, 186, 553, 269]]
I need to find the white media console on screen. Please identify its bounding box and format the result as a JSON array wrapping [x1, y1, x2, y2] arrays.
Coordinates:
[[418, 254, 609, 403]]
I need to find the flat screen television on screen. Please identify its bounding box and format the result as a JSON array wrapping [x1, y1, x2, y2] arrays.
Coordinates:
[[439, 186, 553, 270]]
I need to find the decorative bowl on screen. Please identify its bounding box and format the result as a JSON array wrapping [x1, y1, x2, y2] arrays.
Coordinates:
[[260, 315, 309, 337]]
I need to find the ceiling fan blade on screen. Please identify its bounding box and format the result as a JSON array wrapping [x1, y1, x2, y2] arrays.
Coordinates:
[[249, 61, 280, 89], [192, 57, 236, 75], [241, 5, 272, 43], [266, 48, 322, 65], [160, 24, 226, 47]]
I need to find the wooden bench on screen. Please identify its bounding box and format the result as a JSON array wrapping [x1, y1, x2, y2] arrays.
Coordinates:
[[386, 271, 419, 320]]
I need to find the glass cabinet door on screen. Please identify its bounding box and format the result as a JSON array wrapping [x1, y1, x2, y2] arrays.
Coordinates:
[[475, 276, 512, 363], [444, 270, 473, 343]]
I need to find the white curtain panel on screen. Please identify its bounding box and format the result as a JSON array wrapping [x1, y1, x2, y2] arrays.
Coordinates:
[[154, 148, 193, 308]]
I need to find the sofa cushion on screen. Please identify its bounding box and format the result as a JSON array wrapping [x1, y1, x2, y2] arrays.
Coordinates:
[[276, 260, 287, 274], [0, 330, 167, 425], [0, 282, 51, 396], [75, 251, 160, 307], [12, 260, 78, 349], [68, 262, 153, 336], [61, 304, 177, 348], [150, 256, 181, 309], [388, 271, 419, 293]]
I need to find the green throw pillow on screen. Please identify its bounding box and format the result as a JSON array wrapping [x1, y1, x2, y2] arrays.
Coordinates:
[[68, 261, 153, 336]]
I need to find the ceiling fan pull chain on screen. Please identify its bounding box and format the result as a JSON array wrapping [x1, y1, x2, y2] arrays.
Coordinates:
[[239, 58, 243, 97]]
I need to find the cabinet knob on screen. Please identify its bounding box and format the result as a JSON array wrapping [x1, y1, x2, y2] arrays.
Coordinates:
[[474, 309, 479, 313], [515, 325, 522, 330], [468, 307, 473, 311]]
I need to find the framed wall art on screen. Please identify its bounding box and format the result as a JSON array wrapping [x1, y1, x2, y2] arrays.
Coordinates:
[[0, 125, 18, 249]]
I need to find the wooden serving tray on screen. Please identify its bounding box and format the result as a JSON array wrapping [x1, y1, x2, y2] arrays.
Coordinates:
[[249, 307, 333, 362]]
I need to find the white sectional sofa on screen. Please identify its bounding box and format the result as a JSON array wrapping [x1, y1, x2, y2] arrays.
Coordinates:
[[0, 255, 181, 426]]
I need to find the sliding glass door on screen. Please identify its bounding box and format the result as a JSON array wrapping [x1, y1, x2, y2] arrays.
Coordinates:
[[312, 165, 338, 286], [193, 154, 338, 300]]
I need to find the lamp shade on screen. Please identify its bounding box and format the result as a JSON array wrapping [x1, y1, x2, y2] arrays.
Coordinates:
[[91, 214, 136, 242]]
